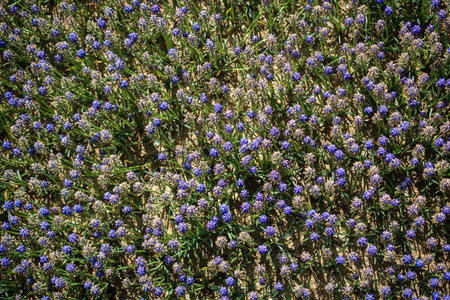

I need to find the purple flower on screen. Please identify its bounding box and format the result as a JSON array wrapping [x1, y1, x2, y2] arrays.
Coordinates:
[[284, 206, 293, 215], [292, 72, 301, 82], [366, 244, 378, 256], [274, 282, 283, 292], [177, 222, 188, 233], [278, 182, 287, 192], [68, 32, 78, 43], [384, 5, 393, 15], [305, 219, 315, 229], [416, 259, 424, 268], [310, 232, 320, 241], [16, 245, 26, 253], [1, 258, 11, 267], [358, 237, 368, 246], [222, 213, 232, 223], [258, 245, 268, 254], [403, 255, 413, 264], [258, 215, 268, 223], [403, 289, 413, 298], [124, 4, 133, 13], [265, 226, 276, 237], [175, 286, 186, 297], [336, 256, 346, 265], [324, 66, 333, 74], [62, 245, 72, 255], [66, 264, 76, 273], [225, 277, 235, 286], [325, 227, 334, 236], [62, 205, 72, 216]]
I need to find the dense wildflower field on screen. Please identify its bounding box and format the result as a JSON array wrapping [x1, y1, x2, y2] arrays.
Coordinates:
[[1, 0, 450, 299]]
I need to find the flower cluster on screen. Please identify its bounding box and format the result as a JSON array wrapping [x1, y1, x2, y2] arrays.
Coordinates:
[[1, 0, 450, 299]]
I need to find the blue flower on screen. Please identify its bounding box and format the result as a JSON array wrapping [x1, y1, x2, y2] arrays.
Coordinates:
[[292, 72, 301, 82], [1, 258, 11, 267], [223, 276, 235, 287], [123, 206, 131, 214], [265, 226, 275, 237], [274, 282, 283, 292], [62, 245, 72, 254], [175, 286, 186, 297], [16, 245, 26, 253], [223, 213, 232, 223], [68, 32, 78, 43], [210, 148, 219, 158], [66, 264, 76, 273], [258, 245, 268, 254], [324, 66, 333, 74], [402, 255, 413, 264], [124, 4, 133, 13], [367, 244, 377, 255], [251, 35, 259, 43], [120, 80, 129, 89]]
